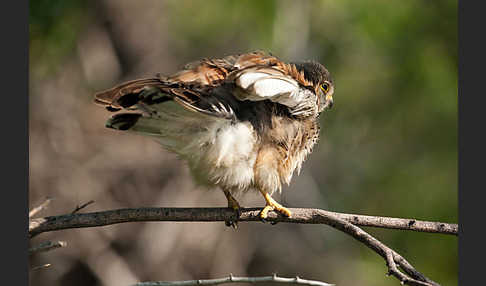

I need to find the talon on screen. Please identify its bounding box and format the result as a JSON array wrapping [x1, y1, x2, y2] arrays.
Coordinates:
[[258, 191, 292, 221], [226, 204, 240, 229], [275, 205, 292, 217], [259, 205, 273, 220], [258, 211, 268, 223], [225, 220, 238, 229]]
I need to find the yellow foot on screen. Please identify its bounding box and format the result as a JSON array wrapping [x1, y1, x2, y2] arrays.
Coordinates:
[[259, 192, 292, 220], [223, 189, 241, 229]]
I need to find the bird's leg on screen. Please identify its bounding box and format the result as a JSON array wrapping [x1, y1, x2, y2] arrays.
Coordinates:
[[253, 147, 292, 221], [258, 189, 292, 220], [222, 189, 241, 229]]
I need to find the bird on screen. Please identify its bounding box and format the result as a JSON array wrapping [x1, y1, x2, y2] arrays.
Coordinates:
[[93, 51, 334, 227]]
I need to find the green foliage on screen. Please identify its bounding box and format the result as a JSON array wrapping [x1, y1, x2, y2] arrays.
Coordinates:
[[29, 0, 88, 79]]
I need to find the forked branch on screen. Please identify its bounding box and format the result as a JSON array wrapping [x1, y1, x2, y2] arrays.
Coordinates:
[[29, 207, 457, 237], [29, 207, 457, 286]]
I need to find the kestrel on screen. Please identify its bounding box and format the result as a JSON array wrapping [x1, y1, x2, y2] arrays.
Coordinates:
[[94, 51, 334, 227]]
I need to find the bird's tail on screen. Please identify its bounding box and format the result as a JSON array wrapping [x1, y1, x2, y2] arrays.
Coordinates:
[[94, 77, 172, 111], [93, 77, 227, 152]]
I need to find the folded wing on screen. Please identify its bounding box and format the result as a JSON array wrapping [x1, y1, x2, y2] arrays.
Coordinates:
[[231, 67, 319, 117]]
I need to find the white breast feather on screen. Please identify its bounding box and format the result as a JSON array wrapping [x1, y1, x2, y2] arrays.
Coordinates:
[[177, 120, 257, 191], [146, 98, 257, 191]]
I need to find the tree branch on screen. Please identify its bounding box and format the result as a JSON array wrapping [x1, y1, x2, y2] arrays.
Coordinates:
[[30, 264, 52, 271], [28, 207, 457, 286], [29, 197, 52, 218], [135, 274, 334, 286], [29, 240, 67, 255], [29, 207, 458, 237], [71, 200, 95, 214], [325, 214, 440, 286]]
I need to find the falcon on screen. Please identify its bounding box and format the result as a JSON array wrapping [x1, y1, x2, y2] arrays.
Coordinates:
[[94, 51, 334, 227]]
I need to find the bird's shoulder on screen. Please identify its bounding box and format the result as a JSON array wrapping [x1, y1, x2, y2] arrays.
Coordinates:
[[165, 51, 312, 88]]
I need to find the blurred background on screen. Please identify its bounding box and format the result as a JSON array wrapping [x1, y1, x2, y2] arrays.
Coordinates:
[[29, 0, 457, 285]]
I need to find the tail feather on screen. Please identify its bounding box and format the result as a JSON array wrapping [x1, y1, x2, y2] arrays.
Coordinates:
[[94, 77, 234, 153], [93, 78, 164, 110], [105, 113, 142, 131]]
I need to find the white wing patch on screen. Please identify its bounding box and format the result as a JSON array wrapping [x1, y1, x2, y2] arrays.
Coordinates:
[[234, 69, 317, 117], [236, 71, 299, 100], [252, 78, 298, 100], [236, 72, 271, 89]]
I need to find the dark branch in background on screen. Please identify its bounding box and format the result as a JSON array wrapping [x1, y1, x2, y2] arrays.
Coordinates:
[[29, 240, 67, 255], [95, 1, 134, 74], [30, 264, 52, 272], [29, 240, 67, 272], [29, 207, 457, 286]]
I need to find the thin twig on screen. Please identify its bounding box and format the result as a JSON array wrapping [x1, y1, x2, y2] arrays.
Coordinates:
[[29, 207, 458, 237], [29, 240, 67, 255], [71, 200, 95, 214], [29, 197, 52, 218], [30, 264, 51, 271], [135, 274, 334, 286]]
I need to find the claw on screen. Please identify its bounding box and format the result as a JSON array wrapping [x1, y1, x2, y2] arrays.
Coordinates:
[[259, 191, 292, 221], [225, 220, 238, 229], [226, 204, 240, 229]]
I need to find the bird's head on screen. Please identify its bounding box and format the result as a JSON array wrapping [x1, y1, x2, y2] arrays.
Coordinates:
[[292, 61, 334, 113]]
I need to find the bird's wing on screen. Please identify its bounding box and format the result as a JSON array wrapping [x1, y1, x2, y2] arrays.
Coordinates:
[[163, 50, 283, 86], [94, 76, 236, 121], [93, 51, 284, 115], [93, 51, 318, 124], [229, 66, 319, 117]]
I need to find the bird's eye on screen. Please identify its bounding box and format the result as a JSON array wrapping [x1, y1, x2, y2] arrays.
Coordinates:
[[320, 83, 329, 93]]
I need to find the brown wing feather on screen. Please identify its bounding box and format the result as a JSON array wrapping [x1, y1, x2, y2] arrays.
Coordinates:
[[163, 51, 309, 86], [94, 78, 162, 109], [167, 60, 230, 86], [232, 51, 314, 88], [170, 50, 281, 85], [93, 51, 312, 117], [233, 51, 281, 68], [93, 75, 235, 120]]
